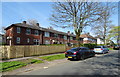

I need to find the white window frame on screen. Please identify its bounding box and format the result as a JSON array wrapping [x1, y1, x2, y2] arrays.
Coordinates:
[[16, 37, 20, 44], [33, 39, 39, 45], [26, 28, 31, 35], [64, 36, 67, 40], [44, 32, 50, 37], [27, 38, 30, 43], [34, 30, 39, 35], [45, 40, 50, 44], [70, 36, 73, 40], [17, 27, 21, 33]]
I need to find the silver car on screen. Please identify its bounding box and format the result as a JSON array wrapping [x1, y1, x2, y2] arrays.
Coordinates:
[[94, 46, 109, 54]]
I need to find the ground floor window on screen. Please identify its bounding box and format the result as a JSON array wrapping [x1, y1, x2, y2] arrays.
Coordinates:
[[16, 37, 20, 44], [45, 40, 50, 44], [27, 38, 30, 43], [33, 39, 39, 45]]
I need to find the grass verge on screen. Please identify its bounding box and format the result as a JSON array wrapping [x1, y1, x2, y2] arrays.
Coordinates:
[[0, 59, 43, 72], [109, 48, 113, 50], [39, 54, 65, 61]]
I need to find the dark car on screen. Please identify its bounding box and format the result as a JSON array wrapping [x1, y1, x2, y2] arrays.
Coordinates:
[[65, 47, 95, 60], [113, 45, 120, 50]]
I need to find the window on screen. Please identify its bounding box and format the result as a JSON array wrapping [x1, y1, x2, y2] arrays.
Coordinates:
[[73, 37, 76, 40], [44, 32, 50, 37], [45, 40, 50, 44], [64, 36, 67, 40], [33, 39, 39, 45], [17, 27, 21, 33], [54, 34, 58, 38], [26, 28, 31, 34], [34, 30, 39, 35], [70, 37, 73, 40], [16, 37, 20, 44], [27, 38, 30, 43]]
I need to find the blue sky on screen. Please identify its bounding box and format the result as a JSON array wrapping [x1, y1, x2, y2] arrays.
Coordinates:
[[1, 2, 118, 35]]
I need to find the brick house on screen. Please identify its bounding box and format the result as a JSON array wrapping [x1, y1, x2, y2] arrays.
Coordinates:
[[5, 21, 83, 45], [80, 33, 97, 44]]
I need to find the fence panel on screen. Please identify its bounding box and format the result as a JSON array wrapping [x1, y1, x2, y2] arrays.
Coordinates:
[[1, 45, 66, 59]]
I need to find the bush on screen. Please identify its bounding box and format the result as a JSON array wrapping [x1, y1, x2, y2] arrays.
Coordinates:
[[73, 43, 97, 49], [40, 44, 65, 46], [83, 43, 97, 49]]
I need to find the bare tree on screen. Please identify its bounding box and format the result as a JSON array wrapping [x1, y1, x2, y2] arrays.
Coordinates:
[[27, 19, 39, 26], [50, 0, 106, 46], [91, 3, 116, 45]]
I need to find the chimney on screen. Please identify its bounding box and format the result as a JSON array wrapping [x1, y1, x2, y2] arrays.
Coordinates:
[[71, 32, 74, 35], [36, 23, 39, 27], [87, 32, 90, 35], [23, 21, 26, 24], [67, 31, 70, 35]]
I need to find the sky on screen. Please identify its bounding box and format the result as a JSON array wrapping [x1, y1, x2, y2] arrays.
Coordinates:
[[0, 1, 119, 36]]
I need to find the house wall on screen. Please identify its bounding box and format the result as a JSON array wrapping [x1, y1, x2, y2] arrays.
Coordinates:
[[97, 38, 104, 44], [6, 26, 43, 45], [83, 37, 97, 44], [5, 25, 82, 45]]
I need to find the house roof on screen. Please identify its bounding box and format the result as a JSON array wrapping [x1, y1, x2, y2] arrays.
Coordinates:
[[80, 34, 96, 39], [5, 23, 77, 37]]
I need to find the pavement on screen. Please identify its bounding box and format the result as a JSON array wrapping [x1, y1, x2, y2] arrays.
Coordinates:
[[1, 50, 119, 75]]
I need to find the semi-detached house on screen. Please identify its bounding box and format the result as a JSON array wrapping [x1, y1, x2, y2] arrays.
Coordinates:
[[5, 21, 83, 45], [80, 33, 97, 44]]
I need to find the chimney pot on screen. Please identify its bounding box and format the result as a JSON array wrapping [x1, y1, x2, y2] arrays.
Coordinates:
[[67, 31, 70, 35], [71, 32, 74, 34], [36, 23, 39, 26], [23, 21, 26, 24]]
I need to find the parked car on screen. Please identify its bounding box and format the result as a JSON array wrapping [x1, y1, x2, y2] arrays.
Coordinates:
[[65, 47, 95, 60], [93, 46, 109, 54], [113, 45, 120, 50]]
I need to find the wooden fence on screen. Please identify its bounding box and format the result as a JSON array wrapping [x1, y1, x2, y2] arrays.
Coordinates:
[[0, 45, 66, 59]]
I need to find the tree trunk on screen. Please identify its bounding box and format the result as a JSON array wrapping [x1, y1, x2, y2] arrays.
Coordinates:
[[76, 34, 81, 47]]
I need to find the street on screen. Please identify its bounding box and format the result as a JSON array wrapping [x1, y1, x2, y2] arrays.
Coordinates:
[[22, 50, 119, 75]]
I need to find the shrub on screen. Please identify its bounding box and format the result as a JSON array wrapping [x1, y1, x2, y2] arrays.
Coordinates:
[[83, 43, 97, 49]]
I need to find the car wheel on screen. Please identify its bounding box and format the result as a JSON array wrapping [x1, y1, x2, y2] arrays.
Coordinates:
[[80, 55, 85, 60], [93, 53, 95, 57]]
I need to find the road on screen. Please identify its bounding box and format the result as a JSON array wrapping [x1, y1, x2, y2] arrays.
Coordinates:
[[22, 50, 119, 75]]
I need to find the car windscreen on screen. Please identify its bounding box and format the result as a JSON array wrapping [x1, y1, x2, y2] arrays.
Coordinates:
[[95, 46, 101, 48], [70, 48, 79, 51]]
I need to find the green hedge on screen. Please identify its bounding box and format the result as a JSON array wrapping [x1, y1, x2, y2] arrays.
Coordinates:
[[40, 44, 65, 46], [73, 43, 107, 49], [83, 43, 97, 49]]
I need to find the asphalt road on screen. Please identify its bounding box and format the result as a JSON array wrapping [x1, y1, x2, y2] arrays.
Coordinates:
[[22, 50, 119, 75]]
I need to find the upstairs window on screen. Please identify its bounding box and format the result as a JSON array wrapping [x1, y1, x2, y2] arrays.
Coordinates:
[[34, 30, 39, 35], [44, 32, 50, 37], [16, 37, 20, 44], [54, 34, 58, 38], [64, 36, 67, 40], [17, 27, 21, 33], [70, 37, 73, 40], [26, 28, 31, 35], [73, 37, 76, 40]]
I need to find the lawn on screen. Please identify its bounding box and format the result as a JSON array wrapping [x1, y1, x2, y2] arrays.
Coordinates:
[[0, 59, 43, 72], [39, 54, 65, 61]]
